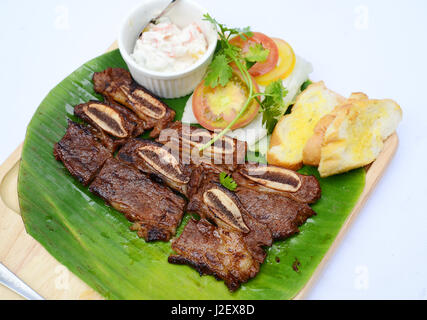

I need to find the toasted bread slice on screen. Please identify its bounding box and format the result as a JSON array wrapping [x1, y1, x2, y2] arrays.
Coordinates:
[[302, 113, 336, 166], [267, 81, 345, 170], [318, 98, 402, 177], [302, 92, 369, 166]]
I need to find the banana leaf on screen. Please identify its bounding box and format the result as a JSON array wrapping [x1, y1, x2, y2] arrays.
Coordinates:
[[18, 49, 365, 300]]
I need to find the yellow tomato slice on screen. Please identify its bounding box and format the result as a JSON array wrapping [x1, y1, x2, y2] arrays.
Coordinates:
[[255, 38, 296, 86]]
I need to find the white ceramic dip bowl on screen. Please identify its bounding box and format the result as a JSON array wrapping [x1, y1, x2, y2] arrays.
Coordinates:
[[118, 0, 217, 99]]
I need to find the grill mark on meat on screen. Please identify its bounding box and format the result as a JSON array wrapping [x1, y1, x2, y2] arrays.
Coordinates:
[[168, 219, 260, 292], [53, 120, 112, 186], [89, 158, 186, 242], [235, 187, 316, 240]]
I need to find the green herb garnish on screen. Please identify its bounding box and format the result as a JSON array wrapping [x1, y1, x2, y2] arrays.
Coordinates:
[[200, 14, 286, 151], [245, 43, 270, 63], [261, 80, 289, 134], [219, 172, 238, 191]]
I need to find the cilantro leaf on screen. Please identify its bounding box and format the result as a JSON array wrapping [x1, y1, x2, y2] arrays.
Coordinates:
[[261, 80, 289, 133], [219, 172, 237, 191], [205, 54, 233, 88], [245, 43, 270, 63]]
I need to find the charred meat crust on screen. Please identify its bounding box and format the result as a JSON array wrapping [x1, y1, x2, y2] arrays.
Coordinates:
[[117, 139, 192, 197], [234, 163, 321, 204], [89, 158, 186, 242], [156, 121, 247, 171], [188, 162, 317, 242], [235, 188, 316, 240], [169, 219, 260, 292], [92, 68, 175, 138], [186, 169, 272, 264], [53, 120, 112, 186]]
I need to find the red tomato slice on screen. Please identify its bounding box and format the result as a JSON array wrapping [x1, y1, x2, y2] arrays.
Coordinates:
[[230, 32, 279, 77], [193, 70, 260, 131]]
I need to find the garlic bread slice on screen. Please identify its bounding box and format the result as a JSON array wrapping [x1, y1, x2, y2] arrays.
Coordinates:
[[267, 81, 345, 170], [302, 92, 370, 166], [318, 98, 402, 177]]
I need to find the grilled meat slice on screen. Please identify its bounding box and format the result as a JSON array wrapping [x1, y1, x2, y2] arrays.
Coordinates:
[[187, 169, 272, 264], [117, 139, 192, 197], [230, 164, 318, 240], [93, 68, 175, 138], [169, 219, 261, 292], [234, 163, 321, 204], [75, 101, 145, 142], [190, 162, 317, 241], [234, 188, 316, 240], [53, 120, 112, 186], [156, 121, 247, 171], [89, 158, 186, 242]]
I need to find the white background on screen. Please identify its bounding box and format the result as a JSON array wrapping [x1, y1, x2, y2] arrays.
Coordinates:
[[1, 0, 426, 300]]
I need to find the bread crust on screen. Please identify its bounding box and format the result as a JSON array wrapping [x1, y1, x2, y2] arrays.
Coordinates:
[[267, 81, 345, 170], [317, 97, 402, 177], [302, 92, 371, 167]]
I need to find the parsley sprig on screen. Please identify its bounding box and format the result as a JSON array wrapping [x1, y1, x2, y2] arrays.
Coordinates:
[[200, 15, 287, 150], [261, 80, 289, 133], [219, 172, 237, 191]]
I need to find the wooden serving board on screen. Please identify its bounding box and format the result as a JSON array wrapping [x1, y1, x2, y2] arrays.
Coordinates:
[[0, 42, 399, 300], [0, 134, 399, 300]]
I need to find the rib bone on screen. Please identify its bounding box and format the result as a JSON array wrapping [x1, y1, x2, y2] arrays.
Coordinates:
[[203, 188, 249, 233], [84, 103, 127, 138], [180, 129, 235, 156], [120, 86, 166, 119], [137, 145, 189, 184], [240, 165, 302, 192]]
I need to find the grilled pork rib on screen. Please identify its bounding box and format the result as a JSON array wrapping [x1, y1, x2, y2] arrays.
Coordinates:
[[190, 162, 318, 241], [186, 167, 272, 264], [93, 68, 175, 138], [156, 121, 247, 171], [234, 188, 316, 240], [169, 219, 261, 292], [232, 163, 319, 240], [117, 139, 193, 197], [74, 101, 146, 144], [234, 163, 321, 204], [89, 158, 186, 242], [53, 120, 112, 186]]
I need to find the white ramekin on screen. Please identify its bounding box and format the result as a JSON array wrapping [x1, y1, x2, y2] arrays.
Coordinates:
[[118, 0, 217, 99]]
